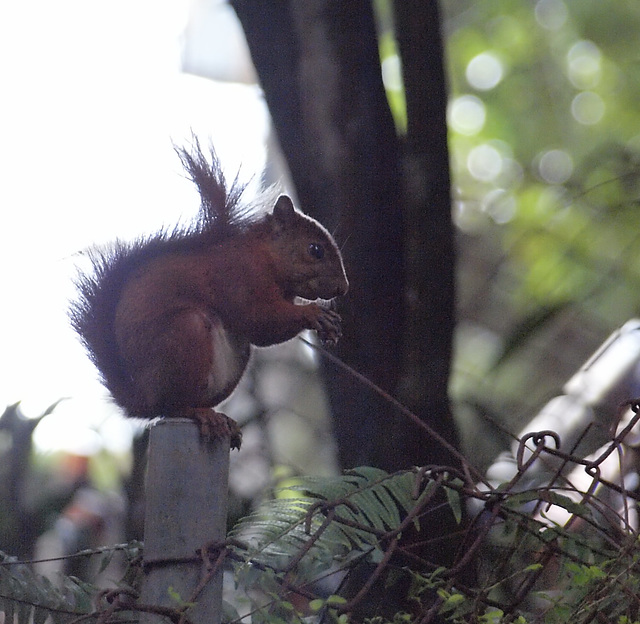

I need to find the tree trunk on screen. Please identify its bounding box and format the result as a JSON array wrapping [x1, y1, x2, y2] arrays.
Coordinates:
[[231, 0, 405, 469], [231, 1, 465, 618], [231, 0, 459, 472]]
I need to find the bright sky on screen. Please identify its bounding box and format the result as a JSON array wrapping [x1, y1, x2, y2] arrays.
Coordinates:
[[0, 0, 269, 452]]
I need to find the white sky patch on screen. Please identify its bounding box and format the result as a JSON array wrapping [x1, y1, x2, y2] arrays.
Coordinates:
[[0, 0, 269, 453]]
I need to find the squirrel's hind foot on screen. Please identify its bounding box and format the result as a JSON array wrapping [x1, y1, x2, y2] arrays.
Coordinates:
[[189, 408, 242, 450]]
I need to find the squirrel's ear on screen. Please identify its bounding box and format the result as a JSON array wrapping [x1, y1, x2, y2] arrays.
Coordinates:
[[273, 195, 296, 225]]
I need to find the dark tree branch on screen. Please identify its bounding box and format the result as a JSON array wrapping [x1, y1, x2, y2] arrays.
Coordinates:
[[391, 0, 460, 469]]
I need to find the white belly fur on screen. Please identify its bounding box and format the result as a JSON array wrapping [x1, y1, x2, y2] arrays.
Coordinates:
[[206, 319, 249, 396]]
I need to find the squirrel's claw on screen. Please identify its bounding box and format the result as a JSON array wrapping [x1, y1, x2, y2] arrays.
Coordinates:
[[190, 408, 242, 450], [315, 308, 343, 346]]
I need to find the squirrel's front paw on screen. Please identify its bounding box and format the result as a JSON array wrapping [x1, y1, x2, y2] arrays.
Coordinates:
[[313, 307, 343, 346]]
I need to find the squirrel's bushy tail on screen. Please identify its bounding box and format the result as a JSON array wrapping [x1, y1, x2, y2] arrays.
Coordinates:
[[174, 138, 251, 235], [70, 141, 253, 414], [69, 242, 139, 410]]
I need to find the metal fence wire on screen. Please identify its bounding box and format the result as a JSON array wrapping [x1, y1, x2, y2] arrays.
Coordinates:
[[214, 321, 640, 623]]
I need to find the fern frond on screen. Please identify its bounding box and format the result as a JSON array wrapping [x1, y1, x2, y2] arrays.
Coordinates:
[[0, 543, 142, 624], [0, 553, 94, 624], [230, 467, 425, 580]]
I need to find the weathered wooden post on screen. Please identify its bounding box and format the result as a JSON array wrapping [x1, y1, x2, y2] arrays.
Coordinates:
[[140, 419, 229, 624]]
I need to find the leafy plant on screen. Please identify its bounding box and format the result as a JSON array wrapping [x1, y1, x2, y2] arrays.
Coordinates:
[[0, 462, 639, 623], [0, 543, 143, 624], [231, 466, 422, 569], [0, 551, 94, 624], [225, 466, 463, 622]]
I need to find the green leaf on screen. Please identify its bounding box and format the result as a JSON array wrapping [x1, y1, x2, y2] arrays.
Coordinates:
[[538, 491, 594, 521], [445, 485, 463, 524], [97, 549, 115, 574], [309, 598, 325, 612], [222, 599, 241, 623]]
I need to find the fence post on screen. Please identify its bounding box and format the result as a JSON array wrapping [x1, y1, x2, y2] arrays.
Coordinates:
[[139, 418, 229, 624]]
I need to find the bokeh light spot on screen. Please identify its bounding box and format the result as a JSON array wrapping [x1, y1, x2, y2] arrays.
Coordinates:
[[467, 144, 503, 182], [537, 149, 574, 184], [567, 40, 602, 89], [571, 91, 605, 125], [535, 0, 568, 30], [466, 52, 504, 91], [482, 188, 517, 224], [381, 54, 403, 92], [448, 95, 486, 136]]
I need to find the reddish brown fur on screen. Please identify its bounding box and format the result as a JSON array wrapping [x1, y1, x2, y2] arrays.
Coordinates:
[[70, 143, 348, 446]]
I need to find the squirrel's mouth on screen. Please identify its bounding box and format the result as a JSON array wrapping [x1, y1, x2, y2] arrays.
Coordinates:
[[294, 296, 336, 308]]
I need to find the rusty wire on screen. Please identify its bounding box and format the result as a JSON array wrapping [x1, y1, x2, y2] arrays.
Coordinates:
[[7, 379, 640, 623], [213, 393, 640, 623]]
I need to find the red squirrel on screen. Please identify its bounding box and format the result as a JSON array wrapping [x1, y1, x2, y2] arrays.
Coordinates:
[[70, 141, 348, 449]]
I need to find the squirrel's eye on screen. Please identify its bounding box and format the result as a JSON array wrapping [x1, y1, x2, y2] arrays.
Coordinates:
[[308, 243, 325, 260]]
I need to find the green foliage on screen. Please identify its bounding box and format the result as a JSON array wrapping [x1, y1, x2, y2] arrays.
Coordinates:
[[230, 466, 422, 578], [0, 466, 638, 623], [0, 552, 93, 624], [0, 544, 143, 624], [225, 467, 467, 623], [435, 485, 640, 624], [443, 0, 640, 470], [227, 465, 640, 624]]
